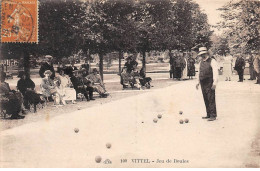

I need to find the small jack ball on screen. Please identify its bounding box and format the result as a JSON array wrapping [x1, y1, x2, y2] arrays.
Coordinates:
[[179, 111, 183, 115], [185, 119, 189, 123], [157, 114, 162, 119], [179, 119, 184, 124], [74, 128, 79, 133], [95, 156, 102, 163], [153, 118, 158, 123], [106, 143, 111, 149]]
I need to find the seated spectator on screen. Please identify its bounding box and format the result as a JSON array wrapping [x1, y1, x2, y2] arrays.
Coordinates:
[[86, 68, 109, 98], [17, 71, 35, 110], [80, 68, 88, 77], [124, 56, 133, 73], [0, 72, 25, 119], [130, 56, 138, 71], [80, 62, 90, 76], [17, 71, 46, 112], [120, 67, 142, 89], [40, 70, 58, 101], [70, 70, 94, 101], [139, 67, 152, 88], [56, 69, 77, 104], [52, 79, 66, 105], [17, 71, 35, 95], [121, 67, 132, 88]]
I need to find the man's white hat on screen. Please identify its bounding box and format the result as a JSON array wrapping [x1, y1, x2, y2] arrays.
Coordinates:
[[198, 47, 208, 56]]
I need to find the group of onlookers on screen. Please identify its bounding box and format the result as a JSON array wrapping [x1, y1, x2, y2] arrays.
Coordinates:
[[0, 56, 109, 120], [233, 51, 260, 84], [0, 72, 26, 119], [169, 52, 196, 80], [248, 51, 260, 84], [120, 55, 152, 89], [39, 56, 109, 105]]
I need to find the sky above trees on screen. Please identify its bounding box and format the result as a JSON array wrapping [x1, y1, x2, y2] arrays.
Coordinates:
[[194, 0, 228, 34]]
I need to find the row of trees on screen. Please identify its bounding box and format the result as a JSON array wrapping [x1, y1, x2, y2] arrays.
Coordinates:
[[1, 0, 212, 80], [215, 0, 259, 56]]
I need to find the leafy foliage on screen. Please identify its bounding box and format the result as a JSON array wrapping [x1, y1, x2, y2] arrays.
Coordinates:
[[1, 0, 213, 77], [217, 0, 260, 54]]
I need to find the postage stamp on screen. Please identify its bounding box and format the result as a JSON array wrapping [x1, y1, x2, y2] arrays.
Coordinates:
[[1, 0, 38, 43]]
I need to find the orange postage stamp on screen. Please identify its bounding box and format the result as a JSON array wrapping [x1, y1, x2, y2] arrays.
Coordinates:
[[1, 0, 38, 43]]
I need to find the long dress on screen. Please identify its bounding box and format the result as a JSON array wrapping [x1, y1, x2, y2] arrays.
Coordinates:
[[181, 58, 188, 79], [223, 55, 233, 78], [187, 57, 195, 76], [253, 56, 260, 74], [40, 77, 56, 97], [57, 75, 76, 101]]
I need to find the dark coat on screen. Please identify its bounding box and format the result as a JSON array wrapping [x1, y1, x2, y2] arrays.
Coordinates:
[[234, 57, 245, 71], [39, 62, 55, 79], [17, 78, 35, 95], [124, 60, 138, 73], [175, 56, 185, 68], [187, 57, 196, 76]]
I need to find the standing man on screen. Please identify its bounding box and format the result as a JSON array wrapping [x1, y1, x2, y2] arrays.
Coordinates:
[[169, 52, 174, 79], [252, 51, 260, 84], [248, 54, 256, 80], [39, 55, 55, 80], [175, 53, 185, 80], [196, 47, 219, 121], [234, 54, 246, 82]]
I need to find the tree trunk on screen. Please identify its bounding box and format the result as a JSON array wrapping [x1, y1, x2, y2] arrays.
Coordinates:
[[87, 49, 91, 72], [119, 51, 123, 75], [5, 60, 7, 72], [23, 50, 30, 76], [142, 50, 146, 72], [169, 49, 173, 78], [99, 52, 104, 81]]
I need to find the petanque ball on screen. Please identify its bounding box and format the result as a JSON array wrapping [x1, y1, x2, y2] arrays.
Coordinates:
[[157, 114, 162, 119], [153, 118, 158, 123], [184, 119, 189, 123], [74, 128, 79, 133], [95, 156, 102, 163], [179, 119, 184, 124], [106, 143, 111, 149], [179, 111, 183, 115]]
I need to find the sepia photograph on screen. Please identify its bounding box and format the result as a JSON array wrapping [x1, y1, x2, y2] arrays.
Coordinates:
[[0, 0, 259, 168]]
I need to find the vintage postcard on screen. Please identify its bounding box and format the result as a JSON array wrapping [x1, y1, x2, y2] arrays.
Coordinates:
[[0, 0, 259, 168]]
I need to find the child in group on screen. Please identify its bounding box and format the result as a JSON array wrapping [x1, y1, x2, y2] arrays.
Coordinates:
[[53, 79, 66, 106]]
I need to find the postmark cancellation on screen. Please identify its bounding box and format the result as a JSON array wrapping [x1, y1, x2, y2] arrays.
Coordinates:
[[1, 0, 38, 43]]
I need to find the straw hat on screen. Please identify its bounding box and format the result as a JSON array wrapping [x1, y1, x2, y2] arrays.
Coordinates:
[[44, 70, 52, 75], [198, 47, 208, 56]]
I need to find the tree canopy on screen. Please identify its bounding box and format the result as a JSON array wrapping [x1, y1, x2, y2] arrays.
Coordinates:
[[217, 0, 260, 55], [1, 0, 213, 77]]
